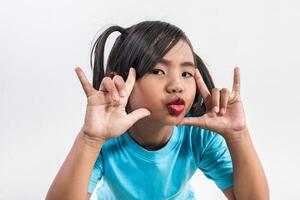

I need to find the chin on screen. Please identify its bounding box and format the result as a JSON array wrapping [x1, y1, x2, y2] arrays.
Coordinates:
[[159, 115, 185, 126]]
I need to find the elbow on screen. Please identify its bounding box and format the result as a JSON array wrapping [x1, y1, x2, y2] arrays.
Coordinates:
[[45, 190, 91, 200], [234, 188, 270, 200]]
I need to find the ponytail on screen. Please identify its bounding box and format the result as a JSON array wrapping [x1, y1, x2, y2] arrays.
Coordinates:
[[90, 26, 128, 90]]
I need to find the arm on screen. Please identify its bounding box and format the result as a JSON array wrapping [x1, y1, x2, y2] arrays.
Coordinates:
[[45, 67, 149, 200], [46, 67, 106, 200], [45, 131, 105, 200], [179, 67, 269, 199], [224, 128, 269, 200]]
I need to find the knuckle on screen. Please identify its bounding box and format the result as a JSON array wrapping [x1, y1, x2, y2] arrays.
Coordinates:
[[221, 88, 228, 92], [113, 75, 123, 82], [104, 79, 115, 91], [102, 77, 112, 87], [113, 76, 125, 87], [221, 88, 230, 94], [102, 77, 111, 82], [211, 88, 220, 94]]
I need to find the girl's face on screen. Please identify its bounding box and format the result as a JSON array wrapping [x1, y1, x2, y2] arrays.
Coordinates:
[[128, 39, 197, 125]]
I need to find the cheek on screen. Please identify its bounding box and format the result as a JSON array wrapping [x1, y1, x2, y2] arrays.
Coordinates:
[[187, 81, 197, 100], [128, 84, 158, 109], [185, 81, 197, 109]]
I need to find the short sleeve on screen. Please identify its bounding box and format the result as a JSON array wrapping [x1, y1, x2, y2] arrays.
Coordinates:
[[197, 130, 233, 190], [88, 150, 104, 194]]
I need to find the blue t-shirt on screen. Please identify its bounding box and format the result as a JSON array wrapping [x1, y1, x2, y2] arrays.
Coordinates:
[[88, 125, 233, 199]]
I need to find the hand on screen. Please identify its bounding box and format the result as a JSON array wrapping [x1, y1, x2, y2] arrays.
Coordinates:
[[179, 67, 247, 140], [75, 67, 150, 142]]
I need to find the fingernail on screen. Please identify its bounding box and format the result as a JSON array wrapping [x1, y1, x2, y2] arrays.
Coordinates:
[[214, 106, 219, 113]]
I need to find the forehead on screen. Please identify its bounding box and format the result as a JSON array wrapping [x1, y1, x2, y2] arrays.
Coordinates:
[[162, 39, 194, 62]]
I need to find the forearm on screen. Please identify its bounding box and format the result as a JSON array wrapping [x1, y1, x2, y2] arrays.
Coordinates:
[[46, 131, 105, 200], [225, 129, 269, 200]]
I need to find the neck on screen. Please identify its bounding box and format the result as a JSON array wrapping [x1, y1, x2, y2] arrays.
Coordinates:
[[128, 117, 174, 151]]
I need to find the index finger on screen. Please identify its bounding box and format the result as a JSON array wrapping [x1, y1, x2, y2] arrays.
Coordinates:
[[232, 67, 240, 94], [75, 67, 96, 97], [194, 68, 210, 100]]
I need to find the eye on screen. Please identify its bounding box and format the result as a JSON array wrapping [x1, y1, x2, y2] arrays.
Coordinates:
[[151, 69, 165, 75], [182, 72, 193, 78]]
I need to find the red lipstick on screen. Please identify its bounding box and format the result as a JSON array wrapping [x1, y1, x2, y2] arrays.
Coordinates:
[[166, 98, 185, 115]]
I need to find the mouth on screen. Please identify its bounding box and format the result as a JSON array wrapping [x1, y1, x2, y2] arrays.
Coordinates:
[[166, 98, 186, 116]]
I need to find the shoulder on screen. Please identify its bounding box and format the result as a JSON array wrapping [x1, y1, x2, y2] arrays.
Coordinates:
[[100, 135, 123, 155]]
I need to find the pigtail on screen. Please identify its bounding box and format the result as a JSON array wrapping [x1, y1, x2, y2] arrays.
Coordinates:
[[90, 25, 127, 90], [194, 53, 215, 90]]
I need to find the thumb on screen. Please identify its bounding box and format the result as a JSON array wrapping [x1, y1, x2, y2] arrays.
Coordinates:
[[124, 108, 151, 127], [179, 116, 207, 129]]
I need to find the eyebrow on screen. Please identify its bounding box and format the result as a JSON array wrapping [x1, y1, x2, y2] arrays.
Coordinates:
[[158, 58, 195, 67]]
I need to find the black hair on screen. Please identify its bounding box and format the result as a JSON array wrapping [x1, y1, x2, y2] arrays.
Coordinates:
[[90, 20, 215, 116]]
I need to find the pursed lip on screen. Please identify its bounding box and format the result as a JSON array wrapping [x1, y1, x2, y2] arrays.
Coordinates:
[[165, 97, 186, 115], [166, 97, 186, 106]]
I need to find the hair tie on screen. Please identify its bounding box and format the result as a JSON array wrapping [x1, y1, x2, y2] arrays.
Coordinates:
[[119, 27, 128, 36]]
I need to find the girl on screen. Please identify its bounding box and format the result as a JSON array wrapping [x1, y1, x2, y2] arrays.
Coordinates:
[[46, 21, 269, 200]]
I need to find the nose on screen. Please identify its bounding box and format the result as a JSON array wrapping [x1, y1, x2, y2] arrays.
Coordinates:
[[166, 81, 183, 94]]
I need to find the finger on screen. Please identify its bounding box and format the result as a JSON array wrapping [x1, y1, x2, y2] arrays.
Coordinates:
[[99, 77, 120, 103], [75, 67, 96, 97], [230, 67, 240, 99], [113, 75, 126, 97], [179, 116, 208, 129], [219, 88, 230, 115], [211, 88, 220, 113], [124, 108, 151, 127], [194, 69, 211, 101], [125, 68, 136, 95]]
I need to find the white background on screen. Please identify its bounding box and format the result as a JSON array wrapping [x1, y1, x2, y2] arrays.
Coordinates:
[[1, 0, 300, 199]]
